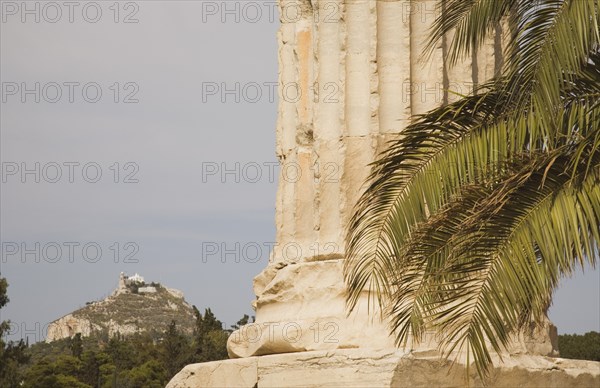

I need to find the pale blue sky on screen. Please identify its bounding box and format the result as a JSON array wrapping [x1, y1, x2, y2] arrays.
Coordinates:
[[0, 1, 598, 344]]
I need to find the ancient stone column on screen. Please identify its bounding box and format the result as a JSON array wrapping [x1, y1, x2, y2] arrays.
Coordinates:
[[167, 2, 600, 386], [227, 0, 506, 358]]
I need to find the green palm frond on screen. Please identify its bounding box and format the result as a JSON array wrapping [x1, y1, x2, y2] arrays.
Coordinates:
[[345, 63, 600, 311], [508, 0, 599, 119], [387, 152, 599, 377], [345, 0, 600, 379], [425, 0, 515, 65], [344, 88, 509, 311]]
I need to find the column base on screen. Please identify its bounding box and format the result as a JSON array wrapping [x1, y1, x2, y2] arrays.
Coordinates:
[[167, 349, 600, 388]]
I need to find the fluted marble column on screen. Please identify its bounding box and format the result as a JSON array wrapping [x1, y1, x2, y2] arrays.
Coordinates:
[[272, 0, 500, 264], [228, 0, 503, 358]]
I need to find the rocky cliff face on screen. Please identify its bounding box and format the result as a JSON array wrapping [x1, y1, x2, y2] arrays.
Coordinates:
[[45, 282, 196, 342]]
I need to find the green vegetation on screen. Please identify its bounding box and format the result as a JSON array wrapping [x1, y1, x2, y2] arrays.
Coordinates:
[[345, 0, 600, 379], [558, 332, 600, 361], [19, 309, 246, 388], [0, 276, 253, 387], [0, 277, 30, 387]]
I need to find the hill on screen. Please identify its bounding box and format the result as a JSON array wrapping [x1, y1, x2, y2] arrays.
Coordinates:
[[45, 273, 196, 342]]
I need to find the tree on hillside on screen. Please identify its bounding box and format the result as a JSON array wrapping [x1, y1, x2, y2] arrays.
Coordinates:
[[80, 350, 101, 387], [190, 306, 228, 363], [106, 333, 138, 386], [231, 314, 254, 330], [160, 320, 191, 378], [345, 0, 600, 378], [0, 276, 30, 387], [126, 360, 166, 388], [70, 333, 83, 359]]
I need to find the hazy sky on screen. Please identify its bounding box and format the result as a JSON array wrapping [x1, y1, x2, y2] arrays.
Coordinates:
[[1, 1, 598, 344]]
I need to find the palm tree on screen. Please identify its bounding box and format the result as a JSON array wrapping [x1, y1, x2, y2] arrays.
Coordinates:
[[344, 0, 600, 378]]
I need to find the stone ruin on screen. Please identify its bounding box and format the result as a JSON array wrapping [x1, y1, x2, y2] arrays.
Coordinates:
[[168, 1, 600, 386]]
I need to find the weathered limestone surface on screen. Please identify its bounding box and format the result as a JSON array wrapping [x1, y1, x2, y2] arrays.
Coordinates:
[[46, 313, 150, 342], [228, 259, 396, 358], [228, 258, 558, 359], [45, 314, 97, 342], [168, 349, 600, 388], [232, 0, 506, 359], [168, 358, 258, 388]]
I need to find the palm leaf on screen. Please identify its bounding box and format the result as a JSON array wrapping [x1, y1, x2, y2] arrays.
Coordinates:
[[345, 0, 600, 379], [389, 151, 600, 377]]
